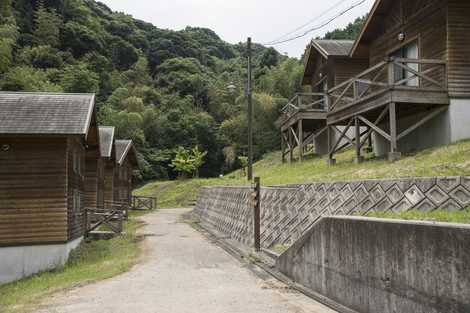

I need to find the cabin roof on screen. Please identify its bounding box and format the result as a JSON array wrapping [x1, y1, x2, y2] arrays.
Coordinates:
[[302, 39, 355, 85], [99, 126, 115, 158], [0, 92, 95, 136], [350, 0, 387, 57], [311, 39, 354, 58], [115, 139, 138, 166]]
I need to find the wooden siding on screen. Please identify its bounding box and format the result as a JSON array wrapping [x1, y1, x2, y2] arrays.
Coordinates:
[[369, 0, 447, 85], [83, 149, 99, 209], [104, 160, 115, 204], [114, 161, 133, 204], [83, 149, 105, 209], [333, 58, 370, 86], [66, 137, 86, 241], [0, 137, 68, 246], [447, 0, 470, 98]]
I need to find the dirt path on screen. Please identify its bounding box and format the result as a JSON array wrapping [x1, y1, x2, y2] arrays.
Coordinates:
[[37, 209, 336, 313]]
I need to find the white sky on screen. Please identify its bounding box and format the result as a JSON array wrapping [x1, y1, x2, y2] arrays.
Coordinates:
[[99, 0, 375, 58]]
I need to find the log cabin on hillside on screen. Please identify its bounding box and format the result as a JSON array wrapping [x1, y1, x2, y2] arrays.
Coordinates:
[[98, 126, 117, 207], [0, 92, 99, 284], [327, 0, 470, 163], [114, 140, 138, 205], [281, 40, 368, 162]]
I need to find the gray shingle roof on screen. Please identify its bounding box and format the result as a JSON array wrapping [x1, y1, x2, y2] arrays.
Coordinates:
[[115, 140, 134, 165], [99, 126, 115, 158], [0, 92, 95, 135], [311, 40, 354, 57]]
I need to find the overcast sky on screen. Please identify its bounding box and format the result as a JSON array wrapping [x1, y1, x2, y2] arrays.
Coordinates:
[[99, 0, 375, 58]]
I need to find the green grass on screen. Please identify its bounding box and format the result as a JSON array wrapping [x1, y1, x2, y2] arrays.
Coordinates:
[[0, 212, 147, 313], [366, 208, 470, 224], [135, 140, 470, 209]]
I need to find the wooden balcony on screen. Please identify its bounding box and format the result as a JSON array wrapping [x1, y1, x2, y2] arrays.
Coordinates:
[[325, 58, 449, 163], [327, 58, 449, 125], [280, 93, 327, 131], [281, 93, 329, 163]]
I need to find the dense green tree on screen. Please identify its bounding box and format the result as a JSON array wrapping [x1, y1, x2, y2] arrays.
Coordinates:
[[1, 66, 62, 91], [259, 47, 279, 68], [60, 63, 99, 93], [323, 16, 366, 40], [33, 1, 62, 47], [19, 45, 63, 68]]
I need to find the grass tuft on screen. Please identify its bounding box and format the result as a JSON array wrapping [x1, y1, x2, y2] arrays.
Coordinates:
[[365, 207, 470, 224]]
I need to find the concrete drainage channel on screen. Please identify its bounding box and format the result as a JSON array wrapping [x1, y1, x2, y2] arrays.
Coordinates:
[[190, 219, 358, 313]]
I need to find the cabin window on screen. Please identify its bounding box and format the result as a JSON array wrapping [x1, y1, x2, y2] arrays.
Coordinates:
[[391, 41, 419, 87]]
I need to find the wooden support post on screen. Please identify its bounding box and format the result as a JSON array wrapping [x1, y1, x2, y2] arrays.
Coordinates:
[[327, 126, 336, 166], [388, 102, 401, 161], [354, 117, 363, 164], [253, 177, 261, 252], [281, 130, 286, 163], [288, 127, 293, 163], [298, 120, 303, 162]]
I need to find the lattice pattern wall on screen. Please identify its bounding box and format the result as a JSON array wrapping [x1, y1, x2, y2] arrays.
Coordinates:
[[194, 176, 470, 249]]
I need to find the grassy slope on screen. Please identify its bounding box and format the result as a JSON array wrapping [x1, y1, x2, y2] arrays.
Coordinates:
[[0, 212, 147, 313], [135, 140, 470, 209]]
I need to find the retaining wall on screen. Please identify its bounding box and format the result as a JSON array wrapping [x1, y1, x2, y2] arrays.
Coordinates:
[[276, 216, 470, 313], [194, 176, 470, 249]]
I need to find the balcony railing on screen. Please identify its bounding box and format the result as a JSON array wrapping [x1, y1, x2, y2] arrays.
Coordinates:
[[280, 93, 327, 121], [328, 58, 448, 112]]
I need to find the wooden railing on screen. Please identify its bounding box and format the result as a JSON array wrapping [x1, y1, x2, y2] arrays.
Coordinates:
[[85, 207, 124, 236], [281, 92, 327, 122], [328, 58, 447, 112], [132, 195, 157, 210]]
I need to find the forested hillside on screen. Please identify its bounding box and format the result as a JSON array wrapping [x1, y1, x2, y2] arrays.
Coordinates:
[[0, 0, 305, 180]]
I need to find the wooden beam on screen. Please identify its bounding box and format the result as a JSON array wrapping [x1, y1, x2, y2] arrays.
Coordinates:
[[397, 106, 448, 141], [330, 119, 353, 155], [357, 115, 391, 142], [288, 127, 293, 163], [290, 126, 300, 146], [298, 120, 303, 162], [359, 106, 389, 147], [281, 130, 286, 163], [389, 102, 397, 152], [355, 117, 362, 163], [333, 126, 354, 147]]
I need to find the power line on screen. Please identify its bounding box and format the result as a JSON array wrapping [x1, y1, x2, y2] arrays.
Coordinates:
[[265, 0, 352, 44], [263, 0, 366, 46]]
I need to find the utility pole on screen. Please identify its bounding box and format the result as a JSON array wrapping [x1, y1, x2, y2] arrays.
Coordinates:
[[247, 37, 253, 181]]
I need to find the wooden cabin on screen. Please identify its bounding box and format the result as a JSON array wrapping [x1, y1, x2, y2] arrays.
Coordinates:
[[97, 126, 117, 207], [114, 140, 138, 205], [282, 40, 369, 163], [0, 92, 99, 284], [327, 0, 470, 162]]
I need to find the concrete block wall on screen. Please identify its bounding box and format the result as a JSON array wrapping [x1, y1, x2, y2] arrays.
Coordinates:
[[194, 176, 470, 249], [276, 216, 470, 313]]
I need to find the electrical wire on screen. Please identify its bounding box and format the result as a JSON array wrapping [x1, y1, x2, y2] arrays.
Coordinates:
[[263, 0, 366, 46], [265, 0, 352, 44]]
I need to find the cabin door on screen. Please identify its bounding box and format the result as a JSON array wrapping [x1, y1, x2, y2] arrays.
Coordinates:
[[391, 41, 419, 87]]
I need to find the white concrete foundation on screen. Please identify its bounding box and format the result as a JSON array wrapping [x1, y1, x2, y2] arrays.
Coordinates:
[[373, 98, 470, 157], [0, 237, 83, 285]]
